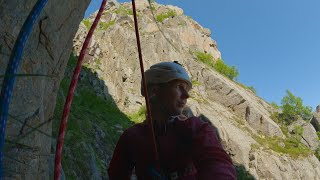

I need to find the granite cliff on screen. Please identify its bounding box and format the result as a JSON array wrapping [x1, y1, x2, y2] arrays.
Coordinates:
[[1, 0, 320, 179]]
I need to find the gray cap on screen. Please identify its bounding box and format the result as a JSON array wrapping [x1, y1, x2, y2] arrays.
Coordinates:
[[141, 61, 192, 96]]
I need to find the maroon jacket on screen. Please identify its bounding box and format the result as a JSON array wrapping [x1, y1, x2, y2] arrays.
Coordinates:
[[108, 117, 236, 180]]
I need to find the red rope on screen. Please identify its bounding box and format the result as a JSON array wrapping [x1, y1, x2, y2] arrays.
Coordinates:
[[131, 0, 160, 168], [53, 0, 107, 179]]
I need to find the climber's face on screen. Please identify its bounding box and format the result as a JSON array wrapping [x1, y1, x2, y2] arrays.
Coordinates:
[[154, 79, 190, 116]]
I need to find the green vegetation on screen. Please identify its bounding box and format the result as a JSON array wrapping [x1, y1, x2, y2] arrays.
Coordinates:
[[93, 58, 102, 71], [98, 20, 115, 31], [281, 90, 312, 122], [156, 10, 177, 23], [128, 106, 146, 123], [294, 126, 304, 138], [82, 19, 92, 30], [148, 0, 156, 10], [315, 147, 320, 160], [238, 83, 257, 94], [114, 5, 133, 16], [271, 90, 312, 124], [261, 90, 315, 158], [271, 102, 280, 109], [314, 133, 320, 161], [53, 54, 134, 179], [178, 22, 186, 26], [317, 132, 320, 140], [233, 113, 312, 159], [194, 51, 214, 67], [213, 59, 239, 80], [83, 58, 103, 72], [235, 165, 255, 180], [150, 6, 156, 11], [194, 51, 239, 81], [189, 90, 208, 103], [192, 80, 200, 86], [246, 86, 256, 94], [252, 134, 312, 159], [95, 58, 102, 66]]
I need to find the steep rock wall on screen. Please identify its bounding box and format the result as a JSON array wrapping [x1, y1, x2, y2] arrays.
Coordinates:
[[0, 0, 90, 179]]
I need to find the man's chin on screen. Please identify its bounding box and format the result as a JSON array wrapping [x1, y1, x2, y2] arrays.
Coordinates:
[[170, 109, 183, 116]]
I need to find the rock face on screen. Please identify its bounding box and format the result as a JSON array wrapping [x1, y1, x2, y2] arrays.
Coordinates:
[[74, 0, 283, 138], [0, 0, 90, 179], [311, 105, 320, 131], [69, 0, 320, 179], [288, 120, 319, 150], [251, 150, 320, 179]]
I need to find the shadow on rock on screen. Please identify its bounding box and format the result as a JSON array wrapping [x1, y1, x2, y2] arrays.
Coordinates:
[[183, 106, 256, 180], [235, 164, 256, 180], [50, 54, 135, 179]]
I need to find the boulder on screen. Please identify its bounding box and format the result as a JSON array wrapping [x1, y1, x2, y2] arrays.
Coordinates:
[[311, 113, 320, 131], [311, 105, 320, 131], [289, 119, 319, 150]]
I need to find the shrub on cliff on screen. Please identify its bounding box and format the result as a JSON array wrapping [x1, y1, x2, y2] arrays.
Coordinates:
[[194, 51, 239, 81], [213, 59, 239, 80], [272, 90, 312, 125]]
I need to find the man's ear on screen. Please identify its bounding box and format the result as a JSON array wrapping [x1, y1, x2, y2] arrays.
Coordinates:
[[150, 85, 160, 97]]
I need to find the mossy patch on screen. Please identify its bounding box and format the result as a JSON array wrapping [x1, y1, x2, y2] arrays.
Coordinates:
[[127, 106, 146, 124], [194, 51, 214, 67], [82, 19, 92, 30], [251, 134, 312, 159], [191, 80, 200, 86], [114, 5, 133, 16], [156, 10, 177, 23], [98, 20, 115, 31]]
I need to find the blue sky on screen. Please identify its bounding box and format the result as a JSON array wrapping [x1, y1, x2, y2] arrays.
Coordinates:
[[85, 0, 320, 110]]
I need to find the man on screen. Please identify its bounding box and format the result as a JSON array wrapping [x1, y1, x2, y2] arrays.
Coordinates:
[[108, 61, 236, 179]]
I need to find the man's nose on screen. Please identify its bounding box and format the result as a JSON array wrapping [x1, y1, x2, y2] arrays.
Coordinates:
[[182, 88, 190, 99]]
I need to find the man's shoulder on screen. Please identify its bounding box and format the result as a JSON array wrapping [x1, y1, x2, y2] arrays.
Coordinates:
[[122, 122, 148, 136], [185, 116, 207, 127], [174, 116, 208, 136]]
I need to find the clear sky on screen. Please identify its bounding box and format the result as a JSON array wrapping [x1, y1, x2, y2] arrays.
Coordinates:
[[85, 0, 320, 110]]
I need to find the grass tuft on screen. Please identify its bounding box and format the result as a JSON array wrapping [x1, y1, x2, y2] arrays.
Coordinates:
[[252, 134, 312, 159], [127, 106, 146, 124], [156, 10, 177, 23], [98, 20, 115, 31], [82, 19, 92, 30], [114, 5, 133, 16]]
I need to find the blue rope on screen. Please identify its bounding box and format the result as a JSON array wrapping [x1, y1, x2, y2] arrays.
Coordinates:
[[0, 0, 48, 178]]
